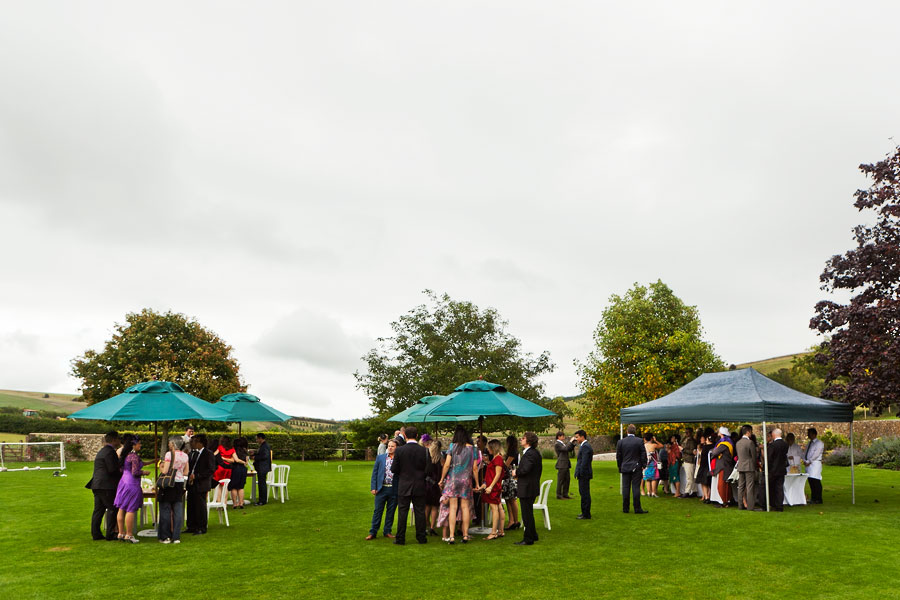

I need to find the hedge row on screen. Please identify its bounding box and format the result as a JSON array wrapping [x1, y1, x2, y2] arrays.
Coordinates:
[[120, 431, 344, 462], [0, 415, 109, 435]]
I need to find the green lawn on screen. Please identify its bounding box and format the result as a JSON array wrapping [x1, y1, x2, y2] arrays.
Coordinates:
[[0, 460, 897, 599], [0, 433, 26, 442], [0, 390, 84, 413]]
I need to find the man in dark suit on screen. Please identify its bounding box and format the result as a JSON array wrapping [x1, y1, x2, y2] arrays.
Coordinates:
[[88, 431, 121, 540], [573, 429, 593, 519], [390, 425, 428, 545], [253, 433, 272, 506], [616, 424, 648, 514], [554, 431, 574, 500], [767, 428, 788, 512], [735, 425, 760, 511], [186, 434, 216, 535], [515, 431, 542, 545]]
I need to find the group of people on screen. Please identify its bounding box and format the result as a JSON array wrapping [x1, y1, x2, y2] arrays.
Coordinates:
[[367, 425, 546, 546], [616, 424, 825, 513], [88, 427, 273, 544]]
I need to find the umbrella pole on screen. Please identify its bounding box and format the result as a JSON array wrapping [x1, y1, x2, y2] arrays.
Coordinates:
[[762, 421, 770, 513], [153, 422, 159, 481]]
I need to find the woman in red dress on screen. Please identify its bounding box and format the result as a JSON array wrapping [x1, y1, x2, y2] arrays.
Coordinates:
[[480, 439, 506, 540], [213, 435, 235, 486]]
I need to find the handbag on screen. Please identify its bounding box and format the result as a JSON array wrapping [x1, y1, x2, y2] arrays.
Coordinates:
[[156, 452, 179, 489], [643, 462, 657, 480], [726, 467, 740, 483]]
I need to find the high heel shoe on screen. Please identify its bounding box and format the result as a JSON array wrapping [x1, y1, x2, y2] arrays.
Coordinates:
[[507, 522, 521, 530], [462, 536, 469, 544], [447, 537, 455, 545]]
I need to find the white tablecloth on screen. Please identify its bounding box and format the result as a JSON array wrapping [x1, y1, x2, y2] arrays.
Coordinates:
[[710, 474, 722, 504], [783, 473, 808, 506]]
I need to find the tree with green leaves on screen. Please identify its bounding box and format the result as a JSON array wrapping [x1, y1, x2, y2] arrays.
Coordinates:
[[354, 290, 564, 432], [577, 280, 725, 434], [71, 308, 245, 404]]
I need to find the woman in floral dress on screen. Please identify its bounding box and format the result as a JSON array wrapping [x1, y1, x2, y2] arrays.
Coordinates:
[[437, 426, 480, 544]]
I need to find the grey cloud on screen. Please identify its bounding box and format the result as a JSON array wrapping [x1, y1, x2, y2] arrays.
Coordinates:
[[255, 309, 372, 373]]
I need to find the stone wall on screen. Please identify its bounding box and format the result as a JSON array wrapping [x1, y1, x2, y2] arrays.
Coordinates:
[[26, 433, 107, 461]]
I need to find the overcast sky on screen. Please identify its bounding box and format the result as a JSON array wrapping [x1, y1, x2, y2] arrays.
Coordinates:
[[1, 2, 898, 419]]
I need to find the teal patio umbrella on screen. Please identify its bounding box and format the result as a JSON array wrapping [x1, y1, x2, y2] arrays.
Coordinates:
[[218, 392, 292, 436], [70, 380, 231, 465], [387, 395, 480, 424], [420, 381, 556, 422], [69, 380, 231, 537]]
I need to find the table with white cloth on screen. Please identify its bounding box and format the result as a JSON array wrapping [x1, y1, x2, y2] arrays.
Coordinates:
[[710, 474, 722, 504], [783, 473, 808, 506]]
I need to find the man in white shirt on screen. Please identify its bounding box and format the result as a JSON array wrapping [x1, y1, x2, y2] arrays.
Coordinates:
[[803, 428, 825, 504]]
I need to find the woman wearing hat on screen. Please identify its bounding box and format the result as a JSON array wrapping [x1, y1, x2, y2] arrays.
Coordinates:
[[710, 427, 736, 507]]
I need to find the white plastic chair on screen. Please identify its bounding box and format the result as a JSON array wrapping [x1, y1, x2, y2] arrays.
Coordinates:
[[140, 478, 155, 525], [207, 479, 231, 526], [532, 479, 553, 531], [268, 464, 290, 503]]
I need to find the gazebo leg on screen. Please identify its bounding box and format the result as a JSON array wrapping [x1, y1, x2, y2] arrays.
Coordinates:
[[762, 421, 770, 513], [850, 421, 855, 505]]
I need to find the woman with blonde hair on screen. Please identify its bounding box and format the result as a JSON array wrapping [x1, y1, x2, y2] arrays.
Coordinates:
[[424, 437, 443, 536]]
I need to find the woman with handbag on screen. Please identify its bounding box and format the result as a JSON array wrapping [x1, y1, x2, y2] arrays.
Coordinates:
[[641, 433, 663, 497], [157, 438, 189, 543], [228, 437, 250, 509], [502, 435, 520, 530], [113, 435, 149, 543], [695, 431, 714, 503]]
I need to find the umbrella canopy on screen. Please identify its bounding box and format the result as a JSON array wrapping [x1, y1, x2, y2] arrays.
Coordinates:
[[388, 395, 480, 423], [69, 381, 231, 422], [619, 368, 854, 424], [217, 393, 292, 423], [419, 381, 556, 419]]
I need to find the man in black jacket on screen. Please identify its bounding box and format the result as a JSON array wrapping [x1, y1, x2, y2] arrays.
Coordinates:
[[88, 431, 121, 540], [616, 425, 649, 514], [515, 431, 542, 546], [573, 430, 593, 519], [253, 433, 272, 506], [390, 425, 428, 545], [186, 434, 216, 535], [767, 429, 788, 512]]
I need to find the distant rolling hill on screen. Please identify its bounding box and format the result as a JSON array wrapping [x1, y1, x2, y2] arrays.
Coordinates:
[[736, 353, 809, 375], [0, 390, 84, 414]]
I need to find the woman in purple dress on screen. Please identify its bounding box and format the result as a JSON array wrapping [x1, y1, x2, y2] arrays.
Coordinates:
[[437, 426, 480, 544], [114, 435, 149, 543]]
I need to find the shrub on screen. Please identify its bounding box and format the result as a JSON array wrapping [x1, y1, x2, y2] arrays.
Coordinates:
[[0, 414, 109, 435], [541, 449, 556, 460], [28, 435, 87, 461], [819, 429, 851, 452], [864, 437, 900, 470], [823, 446, 863, 467]]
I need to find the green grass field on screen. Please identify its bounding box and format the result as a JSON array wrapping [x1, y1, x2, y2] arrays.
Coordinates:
[[737, 353, 809, 375], [0, 459, 897, 599], [0, 390, 84, 413]]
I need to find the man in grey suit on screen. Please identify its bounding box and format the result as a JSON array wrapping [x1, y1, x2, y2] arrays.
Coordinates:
[[554, 431, 574, 500], [735, 425, 760, 511]]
